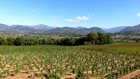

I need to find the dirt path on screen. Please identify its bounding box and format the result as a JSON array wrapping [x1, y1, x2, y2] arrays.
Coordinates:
[[119, 69, 140, 79]]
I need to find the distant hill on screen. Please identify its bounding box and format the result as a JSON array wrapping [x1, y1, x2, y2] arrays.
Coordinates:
[[119, 24, 140, 35], [120, 24, 140, 32], [0, 23, 105, 35], [0, 23, 9, 30], [104, 26, 127, 33], [32, 24, 54, 31], [10, 25, 35, 33], [0, 23, 52, 33], [48, 27, 105, 35]]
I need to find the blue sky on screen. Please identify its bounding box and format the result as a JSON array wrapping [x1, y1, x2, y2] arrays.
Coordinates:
[[0, 0, 140, 28]]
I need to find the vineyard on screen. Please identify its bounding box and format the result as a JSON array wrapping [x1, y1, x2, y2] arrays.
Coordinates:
[[0, 43, 139, 79]]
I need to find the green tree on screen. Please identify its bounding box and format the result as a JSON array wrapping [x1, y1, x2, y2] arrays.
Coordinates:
[[6, 37, 15, 45], [106, 35, 114, 44], [0, 37, 6, 45], [87, 32, 100, 44], [14, 37, 25, 46]]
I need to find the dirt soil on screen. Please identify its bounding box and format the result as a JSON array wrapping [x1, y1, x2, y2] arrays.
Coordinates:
[[119, 69, 140, 79], [5, 69, 140, 79]]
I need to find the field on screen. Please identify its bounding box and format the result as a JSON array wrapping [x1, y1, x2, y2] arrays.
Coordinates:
[[78, 42, 140, 54], [0, 43, 139, 79]]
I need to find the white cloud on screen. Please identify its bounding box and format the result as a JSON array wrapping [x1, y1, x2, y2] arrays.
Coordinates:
[[66, 19, 80, 22], [66, 15, 90, 22], [137, 13, 140, 17], [76, 16, 89, 21]]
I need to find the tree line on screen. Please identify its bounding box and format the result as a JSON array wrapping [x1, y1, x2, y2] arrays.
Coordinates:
[[57, 32, 114, 45], [0, 32, 114, 46]]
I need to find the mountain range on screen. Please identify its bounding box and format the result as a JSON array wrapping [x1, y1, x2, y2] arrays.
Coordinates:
[[0, 23, 140, 35], [103, 26, 127, 33], [48, 27, 105, 35]]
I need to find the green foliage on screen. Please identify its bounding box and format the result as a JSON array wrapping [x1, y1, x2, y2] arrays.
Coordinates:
[[57, 38, 77, 46], [14, 37, 25, 45], [6, 37, 15, 45], [84, 42, 92, 45], [58, 32, 114, 46], [0, 37, 6, 45], [86, 32, 114, 45]]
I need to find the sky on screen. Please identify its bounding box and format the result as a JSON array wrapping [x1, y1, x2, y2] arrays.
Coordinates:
[[0, 0, 140, 28]]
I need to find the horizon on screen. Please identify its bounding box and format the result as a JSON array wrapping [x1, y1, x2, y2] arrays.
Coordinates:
[[0, 0, 140, 28], [0, 22, 138, 29]]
